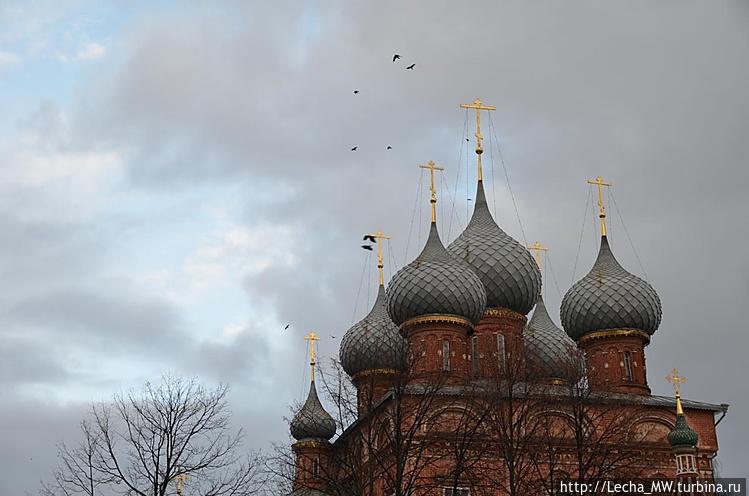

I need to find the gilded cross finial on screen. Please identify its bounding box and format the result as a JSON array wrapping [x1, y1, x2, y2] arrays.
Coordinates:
[[460, 98, 496, 181], [527, 241, 549, 272], [587, 176, 612, 236], [666, 368, 687, 415], [176, 472, 189, 496], [367, 230, 392, 286], [304, 332, 322, 381], [419, 160, 444, 223]]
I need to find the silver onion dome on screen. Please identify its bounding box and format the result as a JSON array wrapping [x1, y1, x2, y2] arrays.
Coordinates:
[[525, 294, 579, 382], [387, 223, 486, 326], [560, 236, 662, 342], [339, 285, 407, 377], [290, 381, 336, 442], [448, 181, 541, 314]]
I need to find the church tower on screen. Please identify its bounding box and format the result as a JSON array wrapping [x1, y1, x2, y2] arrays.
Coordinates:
[[561, 177, 662, 394], [666, 369, 701, 491], [339, 230, 407, 414], [289, 333, 337, 494], [524, 242, 580, 384], [387, 161, 486, 383], [447, 99, 541, 380]]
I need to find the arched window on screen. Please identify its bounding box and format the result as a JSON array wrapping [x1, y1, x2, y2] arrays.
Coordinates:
[[624, 351, 633, 381], [472, 336, 480, 375], [443, 339, 451, 371]]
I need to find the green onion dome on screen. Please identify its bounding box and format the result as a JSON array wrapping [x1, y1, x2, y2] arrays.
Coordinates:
[[668, 412, 699, 448]]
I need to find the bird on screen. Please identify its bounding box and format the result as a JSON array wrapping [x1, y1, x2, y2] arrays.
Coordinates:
[[353, 90, 359, 94], [284, 324, 290, 330], [330, 335, 337, 339], [406, 63, 416, 70], [361, 245, 373, 251], [466, 138, 470, 141], [467, 198, 473, 201], [363, 234, 377, 243], [392, 54, 402, 62], [351, 146, 357, 151], [387, 146, 392, 150]]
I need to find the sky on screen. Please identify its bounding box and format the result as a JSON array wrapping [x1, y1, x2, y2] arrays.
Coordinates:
[[0, 0, 748, 493]]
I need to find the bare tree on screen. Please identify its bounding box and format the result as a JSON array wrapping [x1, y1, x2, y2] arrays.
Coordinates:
[[41, 374, 264, 496]]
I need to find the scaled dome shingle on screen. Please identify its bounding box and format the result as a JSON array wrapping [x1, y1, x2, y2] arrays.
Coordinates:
[[448, 181, 541, 314], [290, 381, 336, 441], [525, 294, 580, 382], [339, 285, 407, 377], [560, 236, 662, 342], [668, 412, 699, 448], [387, 223, 486, 326]]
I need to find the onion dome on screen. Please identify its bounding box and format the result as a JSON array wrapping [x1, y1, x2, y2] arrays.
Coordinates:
[[339, 285, 407, 377], [525, 294, 579, 382], [560, 236, 662, 342], [290, 381, 336, 442], [448, 181, 541, 314], [387, 223, 486, 326], [668, 412, 699, 448]]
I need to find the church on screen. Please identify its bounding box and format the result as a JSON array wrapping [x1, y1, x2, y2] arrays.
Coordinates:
[[284, 99, 727, 496]]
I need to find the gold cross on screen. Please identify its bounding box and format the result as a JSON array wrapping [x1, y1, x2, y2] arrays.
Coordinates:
[[304, 332, 322, 381], [460, 98, 496, 181], [587, 176, 612, 236], [176, 472, 189, 496], [527, 241, 549, 272], [419, 160, 444, 222], [666, 368, 686, 414], [367, 230, 392, 286]]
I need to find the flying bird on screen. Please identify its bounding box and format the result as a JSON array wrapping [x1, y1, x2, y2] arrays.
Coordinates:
[[284, 324, 290, 330], [392, 54, 402, 62], [387, 146, 392, 150], [467, 198, 473, 201], [363, 234, 377, 243], [330, 335, 337, 339], [361, 245, 374, 251], [353, 90, 359, 94], [406, 63, 416, 70], [351, 146, 357, 151]]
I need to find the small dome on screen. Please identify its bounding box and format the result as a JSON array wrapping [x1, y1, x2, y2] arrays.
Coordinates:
[[448, 181, 541, 314], [668, 412, 699, 448], [387, 223, 486, 326], [525, 294, 580, 382], [290, 381, 336, 441], [560, 236, 662, 342], [340, 285, 407, 377]]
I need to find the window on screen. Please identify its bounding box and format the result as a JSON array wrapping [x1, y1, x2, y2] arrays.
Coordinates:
[[312, 457, 319, 478], [472, 336, 479, 375], [497, 334, 506, 371], [624, 352, 633, 381], [443, 339, 450, 371], [444, 488, 470, 496]]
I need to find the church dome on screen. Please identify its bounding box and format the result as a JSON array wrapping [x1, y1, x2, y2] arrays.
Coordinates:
[[525, 294, 579, 382], [387, 223, 486, 326], [290, 381, 336, 442], [560, 236, 662, 342], [340, 285, 407, 377], [668, 411, 699, 448], [448, 181, 541, 314]]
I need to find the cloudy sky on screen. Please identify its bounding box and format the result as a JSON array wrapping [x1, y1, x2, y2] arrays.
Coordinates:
[[1, 0, 747, 493]]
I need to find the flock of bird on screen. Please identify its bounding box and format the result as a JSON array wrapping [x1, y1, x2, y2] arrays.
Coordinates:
[[350, 53, 416, 153], [286, 54, 419, 339]]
